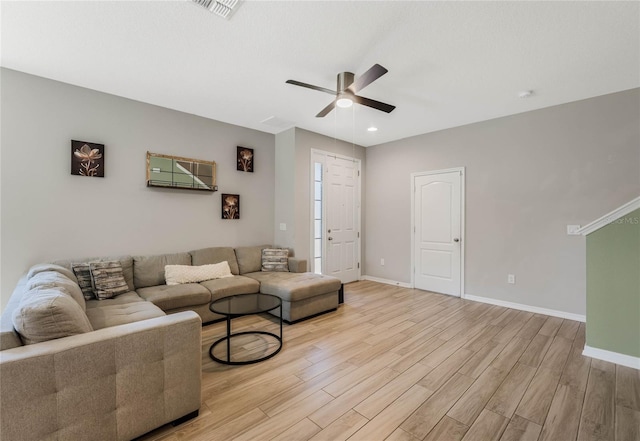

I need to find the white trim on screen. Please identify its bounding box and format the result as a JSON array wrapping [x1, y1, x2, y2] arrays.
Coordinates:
[[410, 167, 465, 297], [577, 196, 640, 235], [463, 293, 586, 322], [583, 345, 640, 369], [361, 275, 412, 289]]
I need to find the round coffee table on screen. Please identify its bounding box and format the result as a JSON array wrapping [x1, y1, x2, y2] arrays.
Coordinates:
[[209, 293, 282, 365]]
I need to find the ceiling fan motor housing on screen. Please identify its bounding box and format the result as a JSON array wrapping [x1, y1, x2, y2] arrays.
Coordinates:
[[338, 72, 355, 93]]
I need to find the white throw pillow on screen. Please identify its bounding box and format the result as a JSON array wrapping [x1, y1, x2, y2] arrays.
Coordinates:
[[165, 261, 234, 285]]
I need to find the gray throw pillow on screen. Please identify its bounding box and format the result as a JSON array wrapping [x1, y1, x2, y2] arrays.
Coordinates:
[[72, 263, 95, 300], [13, 287, 93, 345], [261, 248, 289, 272], [27, 263, 78, 284], [90, 261, 129, 300], [26, 271, 86, 312]]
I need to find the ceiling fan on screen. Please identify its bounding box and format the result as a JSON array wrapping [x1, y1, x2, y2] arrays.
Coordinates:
[[286, 64, 396, 118]]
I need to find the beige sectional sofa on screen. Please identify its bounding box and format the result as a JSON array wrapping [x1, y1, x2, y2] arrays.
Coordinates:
[[0, 245, 340, 441]]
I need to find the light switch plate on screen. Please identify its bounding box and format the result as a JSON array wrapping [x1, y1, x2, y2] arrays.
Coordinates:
[[279, 223, 287, 231]]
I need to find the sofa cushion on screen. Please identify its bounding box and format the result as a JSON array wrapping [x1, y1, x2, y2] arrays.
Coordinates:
[[85, 300, 166, 330], [133, 252, 191, 288], [27, 263, 78, 284], [261, 248, 289, 272], [245, 272, 341, 302], [26, 271, 86, 312], [12, 287, 93, 345], [55, 255, 135, 292], [136, 284, 211, 311], [235, 245, 271, 275], [189, 247, 240, 275], [85, 291, 145, 309], [200, 275, 260, 301], [90, 261, 130, 300]]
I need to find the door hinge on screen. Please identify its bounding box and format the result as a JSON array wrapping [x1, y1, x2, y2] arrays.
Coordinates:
[[358, 170, 360, 177], [357, 232, 360, 238], [357, 262, 360, 269]]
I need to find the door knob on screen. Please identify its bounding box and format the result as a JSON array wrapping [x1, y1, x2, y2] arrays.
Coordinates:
[[453, 238, 460, 242], [328, 237, 333, 241]]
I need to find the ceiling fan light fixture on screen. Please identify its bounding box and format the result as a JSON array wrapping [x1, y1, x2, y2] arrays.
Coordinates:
[[336, 97, 353, 108]]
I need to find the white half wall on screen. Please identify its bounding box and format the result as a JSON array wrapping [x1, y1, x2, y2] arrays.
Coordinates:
[[365, 89, 640, 316], [0, 69, 276, 309]]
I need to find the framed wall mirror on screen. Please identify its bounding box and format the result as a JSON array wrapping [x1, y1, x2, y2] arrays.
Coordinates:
[[146, 152, 217, 191]]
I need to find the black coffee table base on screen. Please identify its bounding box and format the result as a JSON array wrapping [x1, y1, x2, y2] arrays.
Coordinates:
[[209, 330, 282, 365], [208, 293, 283, 365]]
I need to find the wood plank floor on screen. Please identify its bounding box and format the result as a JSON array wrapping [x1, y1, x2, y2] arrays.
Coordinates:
[[139, 281, 640, 441]]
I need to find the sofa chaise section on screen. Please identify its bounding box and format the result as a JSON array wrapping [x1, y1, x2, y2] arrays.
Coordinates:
[[234, 246, 342, 322]]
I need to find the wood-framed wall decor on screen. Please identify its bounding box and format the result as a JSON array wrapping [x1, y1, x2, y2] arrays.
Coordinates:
[[222, 194, 240, 219], [71, 140, 104, 177], [237, 146, 254, 173], [146, 151, 217, 191]]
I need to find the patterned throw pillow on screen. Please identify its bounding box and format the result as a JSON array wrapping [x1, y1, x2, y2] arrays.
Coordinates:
[[72, 263, 96, 300], [261, 248, 289, 272], [89, 261, 129, 300]]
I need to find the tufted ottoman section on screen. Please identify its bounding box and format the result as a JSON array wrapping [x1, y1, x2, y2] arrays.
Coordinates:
[[244, 272, 341, 322]]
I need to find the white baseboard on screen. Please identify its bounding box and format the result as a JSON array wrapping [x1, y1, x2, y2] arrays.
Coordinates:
[[361, 275, 412, 289], [463, 294, 586, 322], [583, 345, 640, 369]]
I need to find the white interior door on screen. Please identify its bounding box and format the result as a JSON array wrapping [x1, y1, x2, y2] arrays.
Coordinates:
[[413, 169, 463, 296], [325, 155, 360, 283]]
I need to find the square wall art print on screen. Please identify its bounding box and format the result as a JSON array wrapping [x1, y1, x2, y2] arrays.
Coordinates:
[[71, 140, 104, 177]]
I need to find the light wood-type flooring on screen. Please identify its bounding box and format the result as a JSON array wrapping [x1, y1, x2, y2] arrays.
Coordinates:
[[139, 280, 640, 441]]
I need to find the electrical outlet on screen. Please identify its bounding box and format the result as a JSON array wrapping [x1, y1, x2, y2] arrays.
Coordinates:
[[508, 274, 516, 284], [380, 258, 385, 266]]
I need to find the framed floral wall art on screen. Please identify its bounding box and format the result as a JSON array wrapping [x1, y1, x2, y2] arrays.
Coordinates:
[[71, 140, 104, 177], [222, 194, 240, 219], [237, 146, 254, 172]]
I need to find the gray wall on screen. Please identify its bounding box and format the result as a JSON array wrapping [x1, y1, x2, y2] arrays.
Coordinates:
[[1, 68, 276, 309], [365, 89, 640, 316], [274, 128, 366, 265]]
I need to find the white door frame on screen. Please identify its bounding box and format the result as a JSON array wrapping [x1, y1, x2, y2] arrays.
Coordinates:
[[310, 148, 362, 280], [410, 167, 466, 297]]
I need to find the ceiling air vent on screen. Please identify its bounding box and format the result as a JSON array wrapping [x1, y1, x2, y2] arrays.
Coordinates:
[[191, 0, 241, 19]]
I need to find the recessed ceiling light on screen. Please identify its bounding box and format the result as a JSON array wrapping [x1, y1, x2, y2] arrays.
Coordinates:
[[367, 126, 378, 132], [518, 90, 535, 98]]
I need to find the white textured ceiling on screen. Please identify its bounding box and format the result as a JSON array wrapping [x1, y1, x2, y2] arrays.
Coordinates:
[[1, 1, 638, 147]]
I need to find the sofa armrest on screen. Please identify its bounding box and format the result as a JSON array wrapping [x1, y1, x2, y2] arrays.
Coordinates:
[[0, 311, 202, 441], [288, 258, 307, 273]]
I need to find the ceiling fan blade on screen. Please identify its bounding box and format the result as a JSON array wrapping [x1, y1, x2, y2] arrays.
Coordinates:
[[353, 95, 396, 113], [316, 100, 336, 117], [286, 80, 336, 96], [350, 64, 388, 93]]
